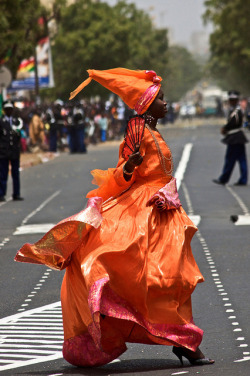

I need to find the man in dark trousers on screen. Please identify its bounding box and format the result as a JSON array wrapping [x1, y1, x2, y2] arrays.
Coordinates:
[[213, 90, 248, 186], [0, 100, 24, 201]]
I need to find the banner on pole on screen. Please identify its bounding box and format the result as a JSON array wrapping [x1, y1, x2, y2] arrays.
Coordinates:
[[10, 37, 54, 90]]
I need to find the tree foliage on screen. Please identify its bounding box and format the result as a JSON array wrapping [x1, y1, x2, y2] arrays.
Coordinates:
[[204, 0, 250, 93], [0, 0, 48, 75], [1, 0, 200, 103], [51, 0, 168, 100], [165, 46, 202, 102]]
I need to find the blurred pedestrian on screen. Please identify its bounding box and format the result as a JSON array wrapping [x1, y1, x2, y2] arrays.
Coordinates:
[[29, 111, 47, 152], [44, 106, 57, 152], [66, 104, 77, 153], [0, 100, 24, 201], [53, 101, 65, 151], [213, 90, 248, 186], [240, 97, 250, 130], [73, 103, 87, 153], [97, 111, 108, 142]]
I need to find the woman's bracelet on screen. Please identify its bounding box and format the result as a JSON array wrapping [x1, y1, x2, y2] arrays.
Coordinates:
[[123, 165, 134, 175]]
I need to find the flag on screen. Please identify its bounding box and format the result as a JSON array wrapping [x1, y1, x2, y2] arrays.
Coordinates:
[[0, 49, 12, 65], [17, 57, 35, 77]]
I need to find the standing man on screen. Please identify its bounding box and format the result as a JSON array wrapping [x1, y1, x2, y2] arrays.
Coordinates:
[[97, 111, 108, 142], [73, 103, 87, 153], [0, 100, 24, 201], [213, 90, 248, 186]]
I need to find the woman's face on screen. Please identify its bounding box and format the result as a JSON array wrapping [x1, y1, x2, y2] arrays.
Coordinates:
[[148, 89, 167, 119]]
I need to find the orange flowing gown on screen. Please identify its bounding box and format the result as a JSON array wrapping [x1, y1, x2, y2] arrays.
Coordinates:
[[15, 126, 204, 367]]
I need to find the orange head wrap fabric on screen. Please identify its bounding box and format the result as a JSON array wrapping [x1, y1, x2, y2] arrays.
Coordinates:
[[69, 68, 162, 115]]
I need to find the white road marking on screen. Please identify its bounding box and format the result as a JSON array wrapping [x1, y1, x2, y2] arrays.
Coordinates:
[[234, 356, 250, 362], [0, 197, 11, 207], [188, 215, 201, 226], [175, 153, 201, 227], [0, 302, 63, 372], [109, 358, 121, 364], [21, 190, 61, 225], [233, 215, 250, 226], [14, 224, 55, 235], [181, 182, 193, 215], [17, 268, 53, 312], [182, 181, 250, 363], [226, 186, 250, 225], [196, 229, 250, 363], [0, 354, 62, 371], [226, 186, 249, 215], [0, 238, 10, 252], [175, 143, 193, 191]]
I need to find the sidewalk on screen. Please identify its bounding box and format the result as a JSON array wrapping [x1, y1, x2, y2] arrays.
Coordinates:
[[20, 152, 59, 170]]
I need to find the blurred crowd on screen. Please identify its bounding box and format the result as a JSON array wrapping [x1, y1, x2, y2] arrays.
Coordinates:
[[4, 95, 250, 156], [9, 98, 136, 155]]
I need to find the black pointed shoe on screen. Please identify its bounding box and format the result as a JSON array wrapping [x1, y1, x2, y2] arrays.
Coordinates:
[[173, 346, 215, 366]]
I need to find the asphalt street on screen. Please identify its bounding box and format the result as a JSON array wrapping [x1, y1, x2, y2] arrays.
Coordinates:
[[0, 120, 250, 376]]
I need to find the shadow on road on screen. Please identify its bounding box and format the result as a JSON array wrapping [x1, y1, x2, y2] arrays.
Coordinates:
[[18, 358, 182, 375]]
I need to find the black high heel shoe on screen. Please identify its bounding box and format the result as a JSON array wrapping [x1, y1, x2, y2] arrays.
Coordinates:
[[172, 346, 215, 366]]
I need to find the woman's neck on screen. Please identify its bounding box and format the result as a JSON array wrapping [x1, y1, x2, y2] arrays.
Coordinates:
[[144, 114, 158, 129]]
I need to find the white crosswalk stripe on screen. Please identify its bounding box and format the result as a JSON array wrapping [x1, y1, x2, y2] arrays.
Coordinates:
[[14, 224, 55, 235], [231, 215, 250, 225], [0, 302, 63, 372]]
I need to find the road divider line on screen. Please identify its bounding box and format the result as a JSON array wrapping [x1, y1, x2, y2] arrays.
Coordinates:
[[181, 182, 193, 215], [0, 238, 10, 252], [17, 268, 53, 313], [174, 145, 201, 227], [181, 182, 201, 226], [182, 182, 249, 362], [21, 190, 61, 226], [0, 197, 12, 208], [196, 230, 250, 363], [226, 186, 249, 215], [174, 143, 193, 191], [226, 185, 250, 226]]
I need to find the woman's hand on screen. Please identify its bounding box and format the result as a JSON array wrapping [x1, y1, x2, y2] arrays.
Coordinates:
[[126, 146, 143, 170], [123, 146, 143, 180], [128, 146, 143, 166]]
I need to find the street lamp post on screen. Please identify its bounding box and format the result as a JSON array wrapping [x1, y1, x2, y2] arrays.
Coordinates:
[[34, 46, 41, 106]]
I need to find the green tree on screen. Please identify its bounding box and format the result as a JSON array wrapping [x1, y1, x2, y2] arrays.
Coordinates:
[[51, 0, 168, 100], [0, 0, 48, 76], [204, 0, 250, 93], [165, 46, 202, 102]]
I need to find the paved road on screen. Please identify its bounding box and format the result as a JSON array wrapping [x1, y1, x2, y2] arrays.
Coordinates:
[[0, 121, 250, 376]]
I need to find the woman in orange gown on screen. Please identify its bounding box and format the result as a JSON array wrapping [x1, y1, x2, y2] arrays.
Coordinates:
[[15, 68, 214, 367]]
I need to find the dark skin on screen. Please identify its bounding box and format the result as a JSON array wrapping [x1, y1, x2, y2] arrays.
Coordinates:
[[4, 107, 14, 117], [123, 89, 167, 181]]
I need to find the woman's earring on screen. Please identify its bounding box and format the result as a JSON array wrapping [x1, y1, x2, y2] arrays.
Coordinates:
[[144, 112, 156, 126]]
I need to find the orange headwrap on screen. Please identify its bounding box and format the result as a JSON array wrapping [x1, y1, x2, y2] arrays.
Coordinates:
[[69, 68, 162, 115]]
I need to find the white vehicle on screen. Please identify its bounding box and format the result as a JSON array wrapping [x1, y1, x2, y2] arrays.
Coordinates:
[[180, 103, 196, 118]]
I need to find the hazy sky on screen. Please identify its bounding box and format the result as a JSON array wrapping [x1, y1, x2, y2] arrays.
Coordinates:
[[103, 0, 213, 47]]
